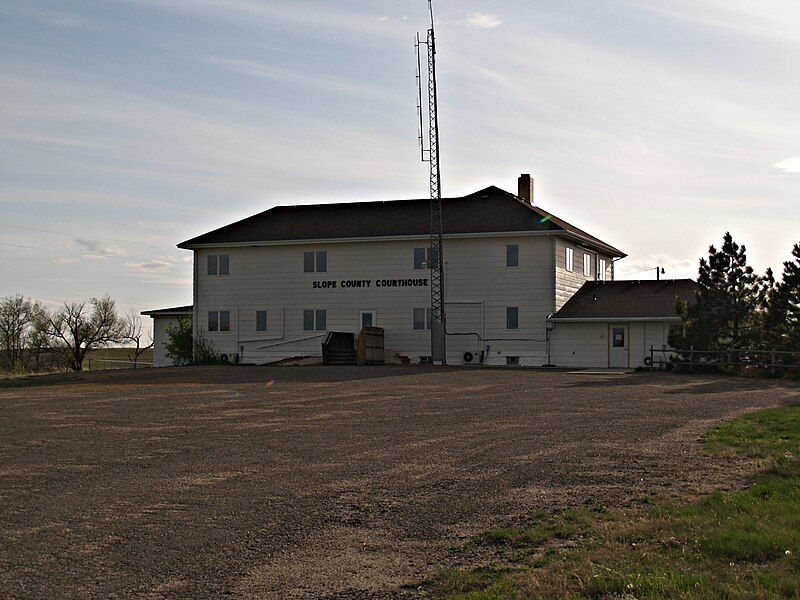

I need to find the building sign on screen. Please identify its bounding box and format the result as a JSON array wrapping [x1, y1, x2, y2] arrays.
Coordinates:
[[312, 278, 429, 289]]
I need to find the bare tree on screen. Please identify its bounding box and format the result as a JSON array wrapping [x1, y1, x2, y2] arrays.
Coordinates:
[[122, 309, 153, 368], [34, 296, 124, 371], [0, 294, 39, 372]]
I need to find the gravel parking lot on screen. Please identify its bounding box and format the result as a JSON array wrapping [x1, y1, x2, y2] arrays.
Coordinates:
[[1, 366, 798, 598]]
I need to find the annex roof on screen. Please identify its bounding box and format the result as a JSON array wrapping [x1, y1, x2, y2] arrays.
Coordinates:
[[177, 186, 625, 257], [549, 280, 697, 321], [141, 305, 193, 317]]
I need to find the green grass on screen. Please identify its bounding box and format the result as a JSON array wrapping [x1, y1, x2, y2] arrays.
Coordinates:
[[0, 371, 78, 388], [425, 405, 800, 599]]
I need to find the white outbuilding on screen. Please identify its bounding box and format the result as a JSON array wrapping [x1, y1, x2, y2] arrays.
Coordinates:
[[141, 305, 192, 367], [547, 280, 697, 368]]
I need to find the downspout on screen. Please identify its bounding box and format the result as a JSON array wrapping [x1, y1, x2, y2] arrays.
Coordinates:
[[192, 251, 198, 360]]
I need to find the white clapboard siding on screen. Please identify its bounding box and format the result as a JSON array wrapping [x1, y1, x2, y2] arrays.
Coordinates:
[[152, 316, 181, 367], [550, 321, 674, 368], [548, 322, 608, 367], [553, 238, 612, 311], [192, 234, 558, 364]]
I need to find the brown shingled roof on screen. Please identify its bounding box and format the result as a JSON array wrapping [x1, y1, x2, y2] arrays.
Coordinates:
[[550, 280, 697, 320], [177, 186, 625, 257], [141, 305, 193, 316]]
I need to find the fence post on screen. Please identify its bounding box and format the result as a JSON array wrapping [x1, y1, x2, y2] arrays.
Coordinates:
[[649, 345, 654, 371], [771, 349, 776, 375]]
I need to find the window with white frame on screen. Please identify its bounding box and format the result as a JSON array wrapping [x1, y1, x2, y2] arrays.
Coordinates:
[[506, 244, 519, 267], [413, 247, 432, 270], [506, 306, 519, 330], [598, 258, 607, 281], [412, 307, 432, 330], [565, 247, 574, 272], [303, 309, 327, 331], [583, 253, 592, 276], [256, 310, 267, 332], [303, 251, 327, 273], [207, 254, 229, 276], [208, 310, 230, 332]]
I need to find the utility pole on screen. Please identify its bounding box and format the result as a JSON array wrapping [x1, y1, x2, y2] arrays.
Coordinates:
[[416, 0, 446, 364]]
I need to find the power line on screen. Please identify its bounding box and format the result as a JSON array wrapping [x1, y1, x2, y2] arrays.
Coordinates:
[[0, 241, 100, 257], [0, 223, 153, 246]]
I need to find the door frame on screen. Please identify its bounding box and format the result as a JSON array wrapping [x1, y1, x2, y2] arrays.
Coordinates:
[[608, 323, 630, 368]]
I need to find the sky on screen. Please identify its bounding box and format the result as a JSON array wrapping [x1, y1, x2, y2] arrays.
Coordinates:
[[1, 0, 799, 317]]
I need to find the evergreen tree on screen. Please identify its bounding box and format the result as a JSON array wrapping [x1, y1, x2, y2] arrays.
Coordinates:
[[764, 243, 800, 351], [675, 232, 760, 350]]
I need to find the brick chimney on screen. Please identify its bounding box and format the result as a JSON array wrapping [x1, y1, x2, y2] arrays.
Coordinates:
[[518, 173, 534, 205]]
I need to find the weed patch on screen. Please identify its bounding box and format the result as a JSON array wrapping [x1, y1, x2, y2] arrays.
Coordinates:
[[426, 405, 800, 598]]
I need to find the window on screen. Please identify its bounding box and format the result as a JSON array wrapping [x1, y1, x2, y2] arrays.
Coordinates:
[[583, 253, 592, 276], [303, 251, 327, 273], [315, 251, 327, 273], [207, 255, 229, 276], [413, 308, 432, 331], [598, 258, 607, 281], [612, 326, 625, 348], [565, 247, 574, 272], [506, 244, 519, 267], [207, 310, 230, 332], [359, 311, 376, 328], [303, 309, 327, 331], [506, 307, 519, 330], [256, 310, 267, 332], [414, 247, 432, 269]]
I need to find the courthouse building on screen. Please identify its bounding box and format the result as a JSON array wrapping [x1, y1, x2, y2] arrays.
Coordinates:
[[145, 175, 691, 368]]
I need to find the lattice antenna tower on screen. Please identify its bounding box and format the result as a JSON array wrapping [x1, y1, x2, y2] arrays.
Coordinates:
[[415, 0, 446, 364]]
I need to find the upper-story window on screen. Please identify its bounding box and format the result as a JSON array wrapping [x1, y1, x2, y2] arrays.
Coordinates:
[[506, 244, 519, 268], [207, 254, 229, 276], [598, 258, 607, 281], [583, 253, 592, 276], [565, 247, 574, 272], [413, 247, 432, 270], [304, 251, 327, 273]]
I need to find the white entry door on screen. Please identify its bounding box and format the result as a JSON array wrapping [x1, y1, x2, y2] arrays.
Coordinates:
[[609, 325, 629, 368], [358, 310, 376, 330]]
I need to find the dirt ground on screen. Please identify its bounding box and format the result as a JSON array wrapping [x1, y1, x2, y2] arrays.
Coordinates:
[[1, 366, 798, 599]]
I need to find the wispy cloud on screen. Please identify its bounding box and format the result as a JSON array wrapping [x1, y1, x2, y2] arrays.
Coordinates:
[[74, 237, 126, 259], [628, 0, 800, 43], [203, 57, 398, 102], [461, 12, 503, 30], [0, 4, 85, 29], [125, 256, 179, 272], [773, 157, 800, 174]]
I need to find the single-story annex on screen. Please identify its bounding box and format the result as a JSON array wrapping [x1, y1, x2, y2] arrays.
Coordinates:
[[144, 174, 694, 368]]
